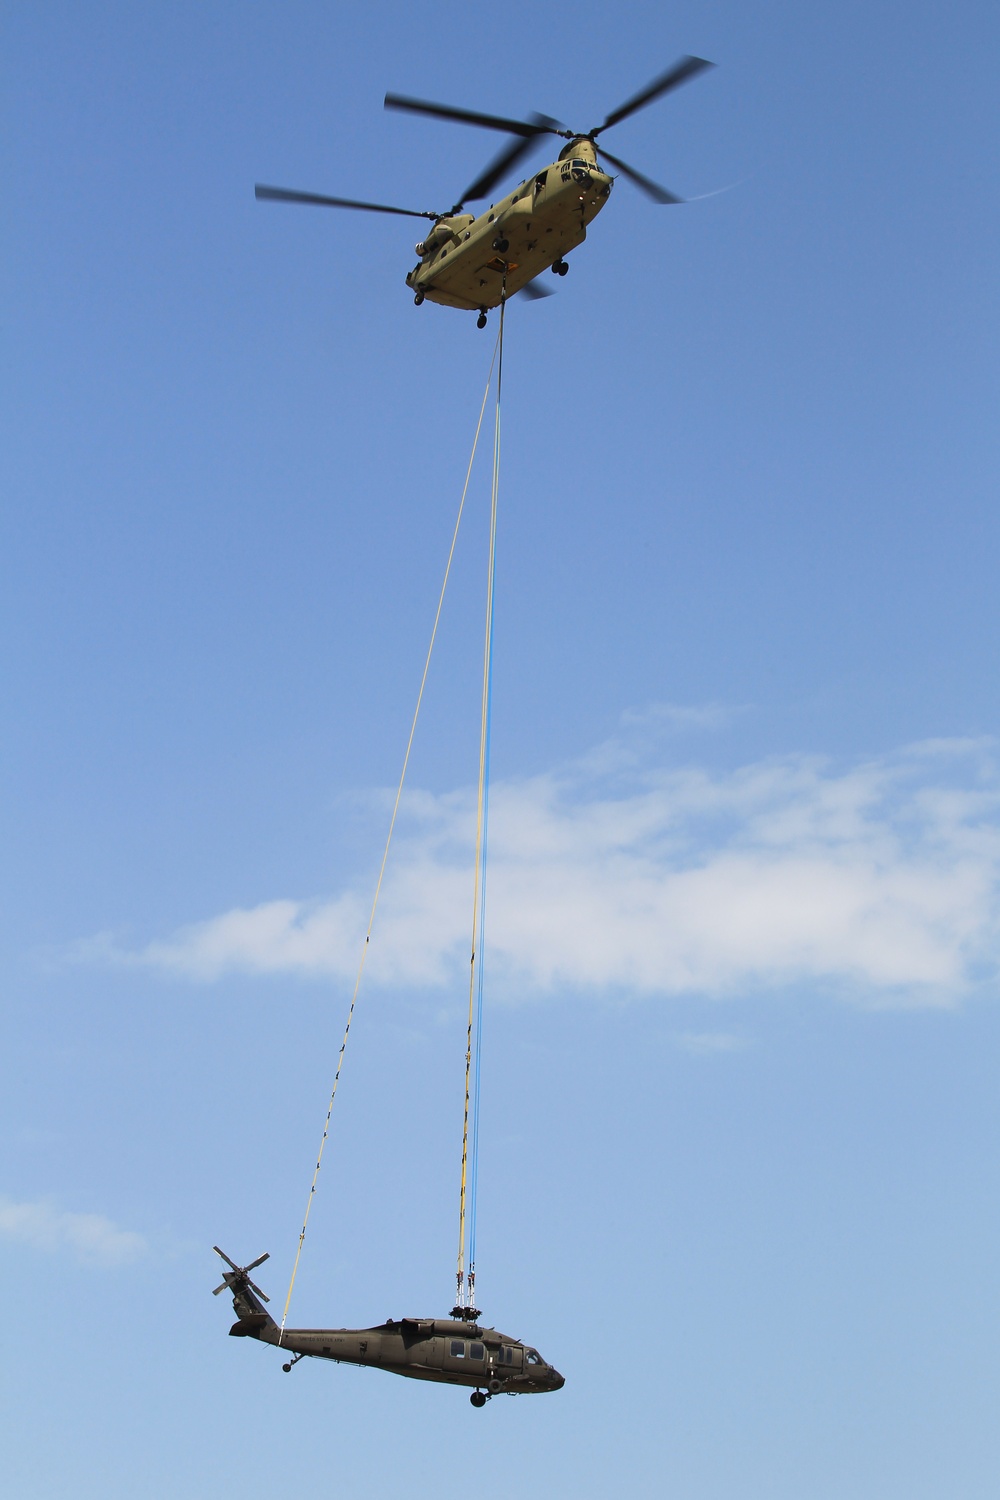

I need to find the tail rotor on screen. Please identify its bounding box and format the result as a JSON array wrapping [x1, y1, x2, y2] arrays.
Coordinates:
[[212, 1246, 271, 1301]]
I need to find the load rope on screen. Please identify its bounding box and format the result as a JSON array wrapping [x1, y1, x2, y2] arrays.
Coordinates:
[[279, 328, 502, 1341], [454, 288, 506, 1318]]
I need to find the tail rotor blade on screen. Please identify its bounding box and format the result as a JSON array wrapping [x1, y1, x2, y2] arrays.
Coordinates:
[[212, 1281, 229, 1296], [591, 55, 715, 137], [213, 1246, 239, 1272], [245, 1252, 270, 1274]]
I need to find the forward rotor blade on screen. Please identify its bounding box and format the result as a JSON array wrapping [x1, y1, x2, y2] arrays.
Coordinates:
[[244, 1252, 270, 1273], [596, 147, 683, 204], [385, 92, 553, 139], [255, 185, 439, 221], [519, 278, 554, 300], [591, 55, 715, 136], [460, 116, 557, 205]]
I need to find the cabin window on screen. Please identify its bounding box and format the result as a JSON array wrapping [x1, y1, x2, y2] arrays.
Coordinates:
[[500, 1346, 514, 1364], [450, 1340, 466, 1358], [470, 1343, 484, 1361], [534, 171, 548, 190]]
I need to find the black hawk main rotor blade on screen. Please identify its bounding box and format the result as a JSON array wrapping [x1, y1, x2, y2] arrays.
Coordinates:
[[255, 184, 440, 220], [596, 147, 683, 204], [591, 55, 715, 137]]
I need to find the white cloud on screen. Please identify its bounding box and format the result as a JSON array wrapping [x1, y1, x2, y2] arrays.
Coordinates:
[[0, 1196, 147, 1266], [115, 730, 1000, 1006]]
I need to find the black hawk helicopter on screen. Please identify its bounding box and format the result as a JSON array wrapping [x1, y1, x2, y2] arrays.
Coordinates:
[[256, 55, 715, 325], [213, 1248, 564, 1407]]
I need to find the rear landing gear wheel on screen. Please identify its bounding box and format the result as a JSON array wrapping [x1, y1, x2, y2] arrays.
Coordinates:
[[413, 292, 424, 305], [477, 311, 488, 329], [470, 1390, 488, 1408], [553, 258, 569, 276], [493, 237, 510, 253]]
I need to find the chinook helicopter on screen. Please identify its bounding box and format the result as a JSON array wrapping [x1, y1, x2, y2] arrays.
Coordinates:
[[213, 1248, 564, 1407], [256, 55, 714, 326]]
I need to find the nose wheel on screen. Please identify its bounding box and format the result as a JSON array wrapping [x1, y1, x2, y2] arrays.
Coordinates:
[[470, 1389, 489, 1408]]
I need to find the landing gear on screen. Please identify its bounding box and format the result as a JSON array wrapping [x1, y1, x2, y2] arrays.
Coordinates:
[[281, 1351, 306, 1373], [470, 1390, 488, 1408], [551, 258, 569, 276], [492, 236, 510, 254], [413, 292, 424, 305], [477, 310, 488, 329]]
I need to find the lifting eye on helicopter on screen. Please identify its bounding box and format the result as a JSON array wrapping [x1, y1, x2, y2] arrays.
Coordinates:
[[254, 54, 715, 324]]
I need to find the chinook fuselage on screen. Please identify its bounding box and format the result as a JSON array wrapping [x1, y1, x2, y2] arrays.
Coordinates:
[[407, 138, 612, 312]]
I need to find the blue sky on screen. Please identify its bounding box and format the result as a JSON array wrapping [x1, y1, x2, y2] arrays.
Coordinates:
[[3, 2, 1000, 1495]]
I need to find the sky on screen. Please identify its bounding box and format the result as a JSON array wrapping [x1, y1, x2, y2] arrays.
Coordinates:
[[3, 1, 1000, 1495]]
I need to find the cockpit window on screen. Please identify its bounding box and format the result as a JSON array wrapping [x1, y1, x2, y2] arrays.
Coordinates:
[[526, 1350, 541, 1365], [450, 1340, 465, 1358]]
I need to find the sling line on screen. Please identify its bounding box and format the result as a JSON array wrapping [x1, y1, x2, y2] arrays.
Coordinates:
[[455, 288, 506, 1316], [279, 328, 502, 1341]]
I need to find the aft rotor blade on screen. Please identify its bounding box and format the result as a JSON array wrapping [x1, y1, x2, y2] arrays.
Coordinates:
[[519, 278, 554, 300], [460, 116, 558, 204], [385, 92, 555, 139], [591, 55, 715, 136], [596, 147, 683, 204], [255, 185, 439, 221]]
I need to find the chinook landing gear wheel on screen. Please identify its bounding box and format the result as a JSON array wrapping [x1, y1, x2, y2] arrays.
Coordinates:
[[477, 311, 488, 329], [470, 1390, 488, 1408], [493, 237, 510, 254], [413, 292, 424, 305], [552, 258, 569, 276]]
